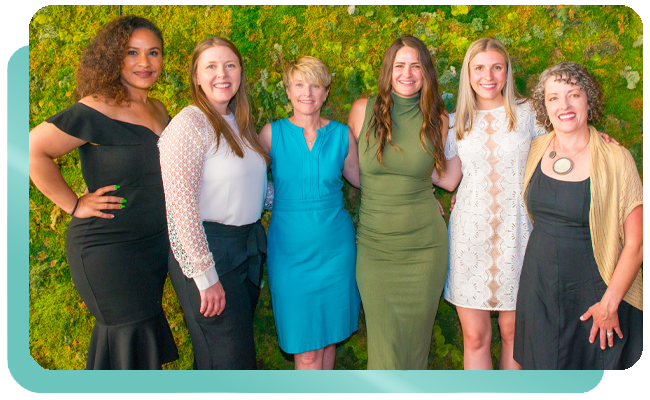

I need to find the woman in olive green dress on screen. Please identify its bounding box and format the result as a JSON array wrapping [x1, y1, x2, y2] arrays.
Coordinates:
[[347, 36, 454, 369]]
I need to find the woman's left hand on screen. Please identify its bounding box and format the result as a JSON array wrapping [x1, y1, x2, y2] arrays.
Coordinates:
[[580, 301, 623, 350], [599, 131, 620, 145]]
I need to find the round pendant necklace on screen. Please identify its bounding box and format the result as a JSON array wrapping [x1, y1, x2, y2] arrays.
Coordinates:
[[548, 136, 590, 175]]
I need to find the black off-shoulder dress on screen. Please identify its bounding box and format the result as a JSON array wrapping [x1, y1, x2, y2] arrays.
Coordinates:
[[46, 103, 178, 369]]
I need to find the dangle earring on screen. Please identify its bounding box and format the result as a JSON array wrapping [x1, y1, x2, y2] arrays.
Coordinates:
[[545, 116, 551, 127], [163, 68, 168, 82], [587, 109, 593, 121]]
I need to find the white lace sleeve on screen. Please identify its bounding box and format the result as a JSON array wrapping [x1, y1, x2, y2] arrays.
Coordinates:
[[264, 181, 274, 210], [532, 119, 548, 138], [158, 108, 217, 285], [522, 101, 548, 138], [444, 113, 459, 159]]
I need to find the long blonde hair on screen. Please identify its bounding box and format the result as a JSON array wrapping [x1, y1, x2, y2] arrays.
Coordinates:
[[189, 37, 270, 164], [367, 36, 446, 176], [454, 37, 522, 140]]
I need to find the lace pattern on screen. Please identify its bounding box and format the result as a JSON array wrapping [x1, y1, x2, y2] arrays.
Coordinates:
[[158, 107, 217, 279], [443, 102, 547, 310]]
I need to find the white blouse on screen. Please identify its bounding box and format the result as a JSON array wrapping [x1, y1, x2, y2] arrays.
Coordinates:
[[443, 101, 547, 311], [158, 105, 268, 290]]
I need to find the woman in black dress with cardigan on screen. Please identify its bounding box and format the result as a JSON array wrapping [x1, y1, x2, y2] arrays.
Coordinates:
[[514, 61, 642, 369], [28, 16, 178, 369]]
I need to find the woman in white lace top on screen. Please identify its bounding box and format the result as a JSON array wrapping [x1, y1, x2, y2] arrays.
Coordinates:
[[432, 38, 547, 370], [158, 37, 271, 369]]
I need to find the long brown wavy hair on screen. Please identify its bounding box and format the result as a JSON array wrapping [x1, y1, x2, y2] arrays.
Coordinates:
[[74, 15, 163, 105], [367, 36, 447, 176], [189, 37, 270, 164]]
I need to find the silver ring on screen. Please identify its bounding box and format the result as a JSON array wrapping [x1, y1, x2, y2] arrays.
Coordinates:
[[606, 331, 614, 337]]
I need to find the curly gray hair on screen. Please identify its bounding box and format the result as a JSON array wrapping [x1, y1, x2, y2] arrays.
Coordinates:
[[530, 61, 604, 132]]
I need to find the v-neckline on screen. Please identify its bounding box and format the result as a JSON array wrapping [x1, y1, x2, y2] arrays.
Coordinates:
[[286, 118, 333, 153], [77, 102, 167, 137]]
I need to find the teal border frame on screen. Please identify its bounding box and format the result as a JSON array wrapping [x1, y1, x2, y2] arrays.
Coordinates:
[[9, 42, 604, 392]]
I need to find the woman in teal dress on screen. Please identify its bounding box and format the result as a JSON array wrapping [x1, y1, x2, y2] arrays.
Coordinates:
[[347, 36, 450, 369], [258, 56, 361, 370]]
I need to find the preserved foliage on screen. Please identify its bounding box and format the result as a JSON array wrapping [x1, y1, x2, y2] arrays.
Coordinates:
[[29, 5, 643, 370]]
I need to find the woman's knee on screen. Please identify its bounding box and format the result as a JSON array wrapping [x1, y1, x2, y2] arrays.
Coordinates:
[[296, 349, 322, 365], [462, 326, 491, 349], [498, 312, 516, 343]]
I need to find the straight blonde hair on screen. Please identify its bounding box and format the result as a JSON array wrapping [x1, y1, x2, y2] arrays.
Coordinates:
[[189, 37, 270, 164], [454, 37, 523, 140]]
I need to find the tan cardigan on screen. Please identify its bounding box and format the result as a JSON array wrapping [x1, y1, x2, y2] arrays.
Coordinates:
[[523, 126, 643, 310]]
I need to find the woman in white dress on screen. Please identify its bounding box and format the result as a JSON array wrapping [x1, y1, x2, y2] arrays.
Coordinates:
[[432, 37, 545, 370]]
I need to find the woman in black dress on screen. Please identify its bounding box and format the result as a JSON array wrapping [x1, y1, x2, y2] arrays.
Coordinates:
[[514, 61, 643, 369], [28, 16, 178, 370]]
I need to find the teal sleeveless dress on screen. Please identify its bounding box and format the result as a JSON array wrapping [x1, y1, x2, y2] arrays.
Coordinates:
[[267, 118, 360, 354], [356, 94, 448, 369]]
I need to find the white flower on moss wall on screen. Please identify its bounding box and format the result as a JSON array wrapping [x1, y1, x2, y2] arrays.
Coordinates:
[[620, 67, 640, 89], [347, 5, 355, 15]]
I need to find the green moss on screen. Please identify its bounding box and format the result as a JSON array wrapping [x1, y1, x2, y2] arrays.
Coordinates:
[[30, 5, 643, 370]]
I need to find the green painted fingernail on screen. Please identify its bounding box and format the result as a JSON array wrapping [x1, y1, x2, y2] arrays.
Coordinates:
[[119, 205, 125, 209], [114, 185, 120, 189], [121, 199, 127, 203]]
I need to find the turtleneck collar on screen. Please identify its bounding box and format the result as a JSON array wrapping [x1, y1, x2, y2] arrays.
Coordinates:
[[391, 91, 420, 106]]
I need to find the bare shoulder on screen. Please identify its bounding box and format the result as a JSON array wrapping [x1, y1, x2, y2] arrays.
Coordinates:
[[350, 97, 369, 117], [78, 95, 112, 114], [258, 122, 273, 152], [259, 122, 272, 137], [347, 98, 369, 138]]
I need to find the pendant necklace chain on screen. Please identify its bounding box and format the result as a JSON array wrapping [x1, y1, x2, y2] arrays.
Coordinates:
[[549, 135, 590, 175]]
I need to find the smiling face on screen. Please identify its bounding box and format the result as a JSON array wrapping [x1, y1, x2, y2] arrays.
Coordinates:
[[468, 50, 507, 110], [120, 28, 163, 94], [544, 77, 590, 135], [391, 46, 423, 98], [286, 71, 329, 117], [194, 45, 241, 115]]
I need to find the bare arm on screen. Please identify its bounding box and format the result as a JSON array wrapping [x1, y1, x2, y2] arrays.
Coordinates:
[[431, 115, 462, 191], [258, 123, 272, 153], [432, 155, 462, 191], [581, 205, 643, 349], [342, 128, 360, 188], [29, 121, 123, 218], [347, 98, 368, 141]]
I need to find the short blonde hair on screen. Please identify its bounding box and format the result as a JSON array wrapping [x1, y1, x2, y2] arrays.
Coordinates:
[[283, 56, 332, 88]]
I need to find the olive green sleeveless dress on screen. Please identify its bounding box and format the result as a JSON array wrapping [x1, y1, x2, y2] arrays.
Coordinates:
[[357, 93, 448, 370]]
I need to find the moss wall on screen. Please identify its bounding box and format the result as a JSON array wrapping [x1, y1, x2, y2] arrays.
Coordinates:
[[29, 5, 642, 370]]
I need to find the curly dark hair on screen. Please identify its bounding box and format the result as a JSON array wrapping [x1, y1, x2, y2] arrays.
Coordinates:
[[74, 15, 164, 105], [530, 61, 604, 132]]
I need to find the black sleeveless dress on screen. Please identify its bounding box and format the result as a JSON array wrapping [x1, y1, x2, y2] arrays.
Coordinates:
[[513, 162, 642, 370], [46, 103, 178, 369]]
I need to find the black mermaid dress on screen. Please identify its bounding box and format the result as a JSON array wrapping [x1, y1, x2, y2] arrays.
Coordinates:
[[46, 103, 178, 369], [514, 162, 642, 370]]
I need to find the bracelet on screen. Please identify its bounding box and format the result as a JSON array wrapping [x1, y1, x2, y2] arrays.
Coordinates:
[[70, 197, 81, 216]]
